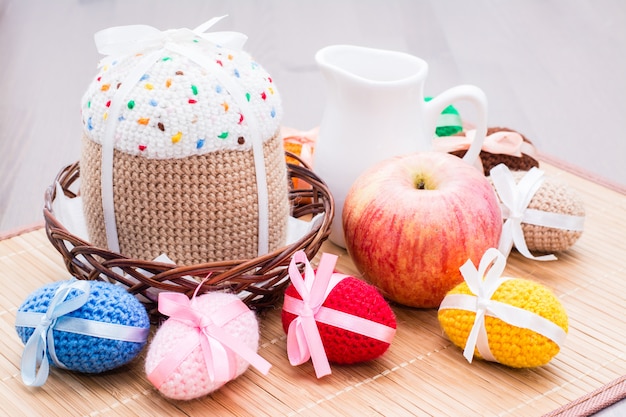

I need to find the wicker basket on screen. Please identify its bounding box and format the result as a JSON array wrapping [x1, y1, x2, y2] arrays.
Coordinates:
[[43, 155, 334, 322]]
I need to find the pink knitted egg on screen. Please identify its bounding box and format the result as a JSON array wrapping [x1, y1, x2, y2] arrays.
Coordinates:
[[145, 292, 263, 400]]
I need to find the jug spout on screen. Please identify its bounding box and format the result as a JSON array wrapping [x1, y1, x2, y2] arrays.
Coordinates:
[[315, 44, 428, 85]]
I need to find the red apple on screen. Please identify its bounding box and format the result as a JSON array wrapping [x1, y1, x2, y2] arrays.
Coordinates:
[[342, 151, 502, 308]]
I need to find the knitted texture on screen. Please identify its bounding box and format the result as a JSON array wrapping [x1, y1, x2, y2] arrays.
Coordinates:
[[438, 278, 568, 368], [281, 276, 396, 365], [81, 41, 281, 158], [80, 34, 289, 264], [451, 127, 540, 175], [81, 133, 289, 264], [145, 292, 259, 400], [424, 97, 463, 137], [491, 170, 585, 253], [15, 281, 150, 373]]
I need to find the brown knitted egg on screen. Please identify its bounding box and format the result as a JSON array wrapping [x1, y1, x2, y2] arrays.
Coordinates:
[[451, 127, 540, 176], [498, 171, 585, 253]]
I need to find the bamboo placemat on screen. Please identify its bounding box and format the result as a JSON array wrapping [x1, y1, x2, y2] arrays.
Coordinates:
[[1, 162, 625, 417]]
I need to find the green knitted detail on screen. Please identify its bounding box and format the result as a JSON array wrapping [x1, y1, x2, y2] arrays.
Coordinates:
[[425, 97, 463, 136]]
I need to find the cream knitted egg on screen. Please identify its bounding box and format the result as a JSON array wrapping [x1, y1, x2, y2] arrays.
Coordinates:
[[490, 166, 585, 255], [80, 21, 289, 265], [516, 172, 584, 252]]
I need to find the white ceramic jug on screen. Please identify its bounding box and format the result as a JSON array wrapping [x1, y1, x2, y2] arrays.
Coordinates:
[[314, 44, 488, 247]]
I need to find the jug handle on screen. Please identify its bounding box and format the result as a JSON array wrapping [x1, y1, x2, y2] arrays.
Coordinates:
[[424, 85, 488, 166]]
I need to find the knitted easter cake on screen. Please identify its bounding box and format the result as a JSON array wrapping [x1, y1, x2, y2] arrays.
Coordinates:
[[80, 19, 289, 265], [449, 127, 540, 175], [478, 127, 539, 174]]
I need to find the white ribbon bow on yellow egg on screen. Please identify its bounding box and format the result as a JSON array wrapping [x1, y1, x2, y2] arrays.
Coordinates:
[[439, 248, 568, 364]]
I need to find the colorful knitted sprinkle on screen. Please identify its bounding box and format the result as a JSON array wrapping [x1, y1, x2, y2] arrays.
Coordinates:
[[81, 40, 282, 158], [171, 132, 183, 144]]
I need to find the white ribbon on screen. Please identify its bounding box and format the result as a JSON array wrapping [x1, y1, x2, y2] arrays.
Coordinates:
[[94, 16, 247, 58], [93, 17, 270, 257], [490, 164, 584, 261], [439, 248, 567, 364]]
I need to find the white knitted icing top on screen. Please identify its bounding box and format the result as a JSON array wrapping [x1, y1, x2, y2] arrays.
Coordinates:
[[81, 37, 282, 159]]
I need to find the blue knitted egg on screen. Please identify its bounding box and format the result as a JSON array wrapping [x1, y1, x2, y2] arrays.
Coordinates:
[[15, 280, 150, 375]]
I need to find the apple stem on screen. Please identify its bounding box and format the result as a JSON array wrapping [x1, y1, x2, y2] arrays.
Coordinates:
[[416, 179, 426, 190]]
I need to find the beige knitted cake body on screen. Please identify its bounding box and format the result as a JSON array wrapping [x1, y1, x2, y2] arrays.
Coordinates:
[[81, 133, 290, 265]]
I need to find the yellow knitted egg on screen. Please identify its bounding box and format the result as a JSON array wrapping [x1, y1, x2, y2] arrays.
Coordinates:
[[438, 278, 568, 368]]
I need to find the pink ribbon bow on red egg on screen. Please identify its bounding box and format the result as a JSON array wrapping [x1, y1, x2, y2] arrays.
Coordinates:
[[283, 251, 397, 378]]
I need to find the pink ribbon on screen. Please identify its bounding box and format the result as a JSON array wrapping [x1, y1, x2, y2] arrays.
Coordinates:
[[432, 129, 538, 159], [146, 289, 271, 389], [283, 250, 396, 378]]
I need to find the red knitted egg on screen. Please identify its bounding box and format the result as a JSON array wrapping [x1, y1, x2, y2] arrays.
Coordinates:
[[281, 274, 396, 365]]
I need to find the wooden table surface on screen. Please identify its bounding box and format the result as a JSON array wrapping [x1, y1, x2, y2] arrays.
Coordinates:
[[0, 1, 625, 415], [0, 162, 625, 416]]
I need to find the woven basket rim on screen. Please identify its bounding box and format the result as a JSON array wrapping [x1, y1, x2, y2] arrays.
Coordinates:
[[43, 154, 334, 321]]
